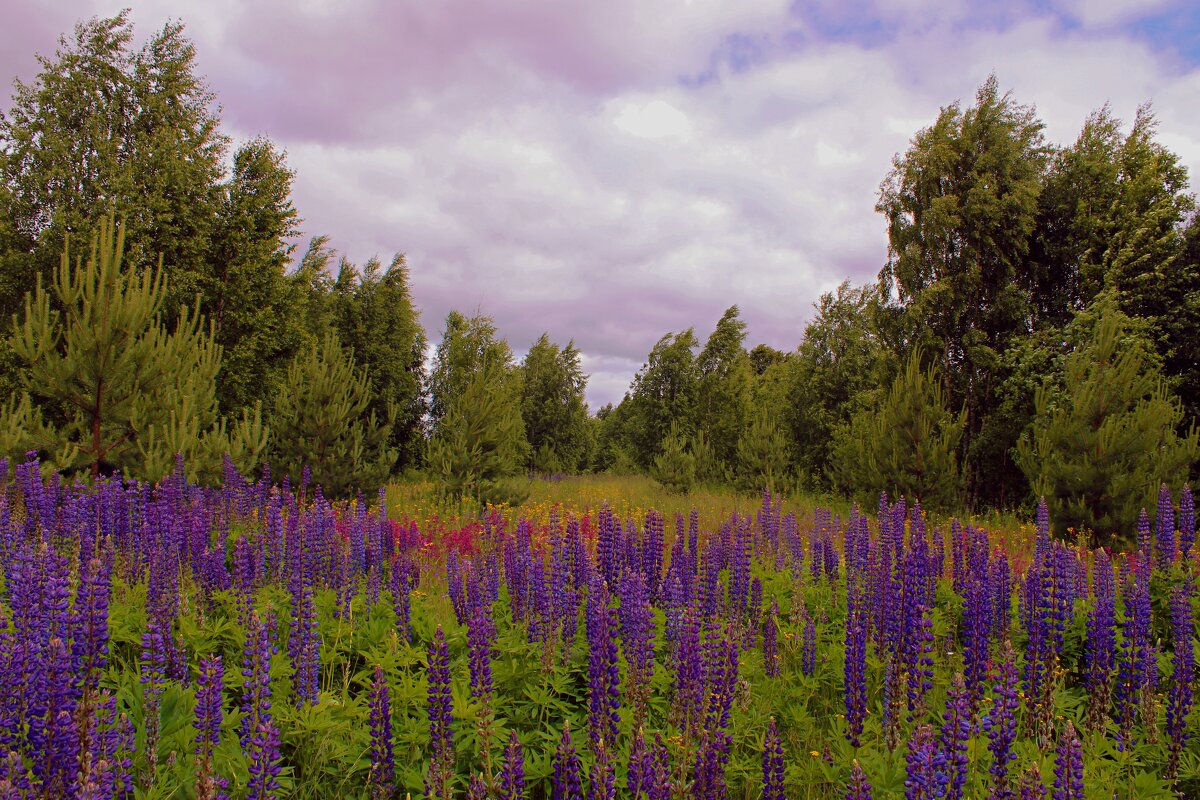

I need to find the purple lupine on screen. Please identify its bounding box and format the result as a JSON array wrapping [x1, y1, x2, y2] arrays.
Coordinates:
[[1156, 484, 1175, 570], [1084, 550, 1116, 732], [983, 642, 1020, 800], [844, 610, 868, 747], [498, 731, 525, 800], [761, 718, 785, 800], [392, 555, 412, 644], [1051, 721, 1083, 800], [801, 612, 816, 677], [1166, 584, 1195, 780], [588, 739, 616, 800], [241, 613, 282, 800], [673, 603, 705, 738], [1180, 486, 1195, 560], [426, 625, 454, 799], [846, 759, 873, 800], [368, 665, 395, 800], [551, 721, 583, 800], [627, 729, 651, 798], [1136, 508, 1151, 556], [586, 575, 621, 750], [939, 673, 972, 800], [904, 723, 949, 800], [618, 569, 655, 727], [763, 597, 780, 678], [194, 655, 230, 800], [962, 578, 991, 715], [1018, 764, 1048, 800], [289, 581, 321, 706], [907, 605, 935, 723], [71, 555, 112, 701], [139, 613, 172, 784], [467, 602, 496, 702]]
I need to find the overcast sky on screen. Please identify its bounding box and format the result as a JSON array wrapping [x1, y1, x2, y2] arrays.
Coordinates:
[[4, 1, 1200, 408]]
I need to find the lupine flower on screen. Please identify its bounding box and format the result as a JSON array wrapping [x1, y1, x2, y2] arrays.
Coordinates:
[[467, 602, 496, 702], [551, 721, 583, 800], [763, 598, 780, 678], [241, 613, 282, 800], [1180, 486, 1195, 560], [983, 641, 1019, 800], [801, 612, 817, 677], [588, 739, 616, 800], [391, 555, 412, 644], [846, 759, 873, 800], [1166, 584, 1195, 780], [904, 723, 948, 800], [939, 673, 972, 800], [1051, 721, 1083, 800], [673, 603, 705, 737], [761, 718, 785, 800], [498, 731, 525, 800], [1018, 764, 1048, 800], [289, 581, 320, 706], [194, 654, 230, 800], [1156, 484, 1175, 570], [844, 611, 868, 747], [1084, 551, 1116, 732], [368, 665, 395, 800], [586, 577, 621, 750], [426, 625, 454, 789]]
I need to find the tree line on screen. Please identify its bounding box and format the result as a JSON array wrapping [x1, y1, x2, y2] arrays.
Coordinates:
[[1, 15, 1196, 541]]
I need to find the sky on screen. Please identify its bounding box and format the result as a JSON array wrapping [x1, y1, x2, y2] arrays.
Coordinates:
[[4, 1, 1200, 408]]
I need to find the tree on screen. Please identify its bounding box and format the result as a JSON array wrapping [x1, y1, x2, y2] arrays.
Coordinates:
[[1015, 299, 1198, 543], [428, 363, 529, 507], [876, 76, 1048, 506], [624, 330, 699, 469], [0, 13, 227, 318], [735, 408, 788, 493], [830, 351, 966, 511], [207, 137, 303, 413], [785, 282, 889, 486], [520, 333, 590, 473], [1, 214, 265, 482], [695, 306, 753, 473], [650, 421, 696, 494], [331, 254, 427, 471], [268, 332, 394, 498]]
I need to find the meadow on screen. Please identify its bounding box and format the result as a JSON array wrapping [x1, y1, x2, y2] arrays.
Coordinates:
[[0, 459, 1196, 799]]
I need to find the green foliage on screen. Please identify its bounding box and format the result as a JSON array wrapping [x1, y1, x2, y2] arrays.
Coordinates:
[[1016, 299, 1198, 542], [625, 330, 699, 469], [207, 137, 303, 413], [649, 421, 696, 494], [3, 214, 265, 481], [784, 282, 890, 486], [735, 407, 788, 493], [695, 306, 753, 472], [428, 363, 530, 507], [830, 350, 966, 510], [0, 12, 228, 320], [520, 333, 590, 473], [269, 331, 395, 498], [331, 254, 428, 471], [877, 76, 1048, 506]]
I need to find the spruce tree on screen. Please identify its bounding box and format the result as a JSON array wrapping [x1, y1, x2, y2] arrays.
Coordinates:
[[269, 331, 395, 498], [830, 351, 966, 510], [1015, 299, 1198, 543], [2, 214, 266, 481]]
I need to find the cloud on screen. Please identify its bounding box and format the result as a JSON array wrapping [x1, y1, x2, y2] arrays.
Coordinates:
[[4, 2, 1200, 410]]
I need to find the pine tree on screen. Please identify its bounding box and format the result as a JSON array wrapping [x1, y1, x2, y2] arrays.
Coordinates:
[[428, 364, 529, 507], [650, 421, 696, 494], [830, 351, 966, 510], [1015, 299, 1198, 543], [736, 409, 788, 494], [2, 214, 266, 481], [520, 333, 590, 473], [269, 331, 395, 498]]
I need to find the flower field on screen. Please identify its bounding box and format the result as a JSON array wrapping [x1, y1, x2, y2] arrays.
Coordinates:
[[1, 457, 1197, 799]]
